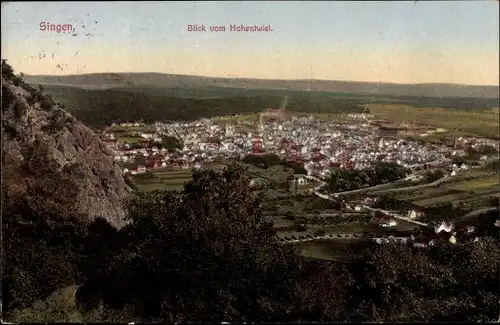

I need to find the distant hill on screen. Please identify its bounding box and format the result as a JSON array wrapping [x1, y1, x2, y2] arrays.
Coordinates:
[[23, 73, 500, 99]]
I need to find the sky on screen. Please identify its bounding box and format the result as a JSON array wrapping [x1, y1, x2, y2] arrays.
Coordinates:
[[1, 1, 499, 85]]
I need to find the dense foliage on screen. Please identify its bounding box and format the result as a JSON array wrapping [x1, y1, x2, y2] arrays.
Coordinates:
[[281, 159, 308, 175], [242, 154, 307, 175], [346, 240, 500, 322], [326, 163, 409, 193], [156, 135, 184, 151], [242, 153, 282, 168], [425, 169, 445, 182], [464, 144, 499, 161], [2, 60, 55, 110], [36, 80, 499, 129], [40, 85, 367, 128], [3, 163, 499, 322]]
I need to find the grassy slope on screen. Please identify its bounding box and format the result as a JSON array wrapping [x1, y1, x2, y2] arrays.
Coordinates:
[[368, 104, 500, 138], [389, 167, 499, 211], [132, 164, 226, 192]]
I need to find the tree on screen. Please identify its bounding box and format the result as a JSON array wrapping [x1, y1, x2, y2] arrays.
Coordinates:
[[325, 163, 409, 193], [294, 261, 352, 322], [2, 155, 88, 313], [134, 154, 147, 166], [475, 144, 497, 156], [159, 136, 183, 152], [281, 160, 307, 175], [77, 165, 303, 322], [344, 240, 500, 322], [426, 169, 444, 182]]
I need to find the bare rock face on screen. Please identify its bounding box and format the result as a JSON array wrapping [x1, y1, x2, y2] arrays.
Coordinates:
[[2, 71, 132, 228]]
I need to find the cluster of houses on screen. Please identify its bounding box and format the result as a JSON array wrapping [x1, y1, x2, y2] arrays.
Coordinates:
[[373, 219, 493, 247], [410, 221, 476, 247], [103, 119, 499, 248], [118, 149, 207, 176], [99, 117, 499, 198], [100, 116, 498, 179], [454, 136, 499, 150]]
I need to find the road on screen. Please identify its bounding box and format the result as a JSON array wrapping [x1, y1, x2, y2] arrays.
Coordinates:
[[307, 159, 452, 200], [462, 206, 499, 218], [224, 158, 455, 200], [227, 157, 495, 230], [317, 171, 450, 198], [277, 206, 498, 245], [294, 212, 365, 218], [311, 156, 496, 200], [308, 158, 494, 228], [278, 233, 410, 245], [279, 158, 498, 244], [361, 205, 429, 227], [370, 174, 449, 194], [302, 175, 331, 199]]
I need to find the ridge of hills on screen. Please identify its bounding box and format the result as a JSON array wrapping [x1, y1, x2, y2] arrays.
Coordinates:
[[23, 72, 500, 99]]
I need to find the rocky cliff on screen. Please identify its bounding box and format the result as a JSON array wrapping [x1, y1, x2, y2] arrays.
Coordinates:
[[2, 61, 132, 228]]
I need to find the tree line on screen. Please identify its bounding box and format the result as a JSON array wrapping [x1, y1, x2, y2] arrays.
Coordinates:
[[39, 84, 367, 128], [242, 153, 308, 174], [325, 162, 410, 193]]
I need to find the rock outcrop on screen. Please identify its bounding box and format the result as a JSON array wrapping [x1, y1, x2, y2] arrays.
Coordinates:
[[2, 61, 132, 228]]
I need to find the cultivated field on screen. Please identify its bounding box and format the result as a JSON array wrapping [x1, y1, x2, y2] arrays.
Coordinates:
[[293, 239, 375, 262], [265, 191, 419, 249], [411, 192, 483, 207], [446, 178, 500, 192], [132, 161, 300, 193], [368, 104, 500, 138], [244, 164, 295, 184], [133, 163, 226, 192], [116, 136, 143, 143], [108, 126, 146, 132], [386, 168, 499, 213], [297, 182, 322, 193]]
